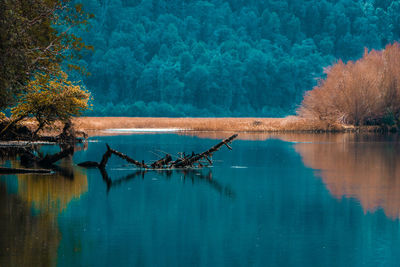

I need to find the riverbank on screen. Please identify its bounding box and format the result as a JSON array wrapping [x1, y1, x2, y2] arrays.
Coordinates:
[[70, 116, 383, 136], [71, 116, 342, 134], [1, 116, 385, 140]]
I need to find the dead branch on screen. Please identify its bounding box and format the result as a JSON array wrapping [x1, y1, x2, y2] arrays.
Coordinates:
[[0, 144, 73, 174], [151, 154, 172, 169], [78, 134, 238, 171], [38, 145, 74, 166], [13, 144, 74, 169], [107, 144, 148, 169], [171, 134, 238, 168], [78, 161, 99, 168], [98, 145, 112, 169]]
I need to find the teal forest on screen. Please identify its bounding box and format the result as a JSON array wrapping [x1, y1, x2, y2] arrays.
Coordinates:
[[71, 0, 400, 116]]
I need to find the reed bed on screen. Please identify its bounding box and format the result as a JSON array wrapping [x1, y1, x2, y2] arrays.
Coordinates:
[[71, 116, 350, 135]]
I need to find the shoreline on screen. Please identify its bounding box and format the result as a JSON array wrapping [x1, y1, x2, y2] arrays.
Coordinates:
[[71, 116, 383, 136], [0, 116, 389, 142]]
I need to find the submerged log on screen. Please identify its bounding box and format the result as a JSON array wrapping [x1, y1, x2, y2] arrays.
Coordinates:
[[99, 145, 112, 169], [78, 134, 238, 171], [0, 131, 79, 178], [171, 134, 238, 168], [107, 144, 148, 169], [78, 161, 99, 168], [0, 167, 52, 174], [150, 154, 172, 169], [38, 145, 74, 166], [1, 143, 75, 170]]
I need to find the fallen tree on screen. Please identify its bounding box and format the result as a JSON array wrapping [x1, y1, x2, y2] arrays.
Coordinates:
[[0, 143, 75, 174], [78, 134, 238, 170], [0, 167, 52, 174], [0, 118, 87, 144]]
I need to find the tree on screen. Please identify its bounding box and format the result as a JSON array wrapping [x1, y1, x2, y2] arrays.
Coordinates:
[[10, 70, 91, 135], [0, 0, 93, 111], [298, 43, 400, 126]]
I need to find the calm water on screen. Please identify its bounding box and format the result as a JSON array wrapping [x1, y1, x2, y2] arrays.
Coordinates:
[[1, 133, 400, 266]]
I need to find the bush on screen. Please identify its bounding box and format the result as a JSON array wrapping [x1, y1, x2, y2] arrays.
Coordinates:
[[11, 71, 91, 133], [298, 43, 400, 126]]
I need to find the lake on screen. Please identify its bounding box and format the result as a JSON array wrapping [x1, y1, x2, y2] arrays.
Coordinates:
[[1, 132, 400, 266]]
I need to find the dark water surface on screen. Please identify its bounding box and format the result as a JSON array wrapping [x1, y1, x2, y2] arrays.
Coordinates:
[[1, 133, 400, 266]]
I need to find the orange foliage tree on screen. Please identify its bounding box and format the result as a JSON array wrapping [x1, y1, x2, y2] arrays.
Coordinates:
[[9, 70, 91, 135], [298, 43, 400, 126]]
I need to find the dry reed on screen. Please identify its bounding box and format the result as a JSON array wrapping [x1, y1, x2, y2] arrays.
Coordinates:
[[70, 116, 348, 135]]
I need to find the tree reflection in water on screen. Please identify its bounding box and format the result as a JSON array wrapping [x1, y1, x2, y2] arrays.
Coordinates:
[[0, 182, 60, 267], [0, 152, 88, 267], [185, 131, 400, 219], [1, 132, 399, 267], [289, 133, 400, 219]]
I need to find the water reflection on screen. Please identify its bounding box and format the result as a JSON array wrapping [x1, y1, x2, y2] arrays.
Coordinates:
[[2, 132, 400, 266], [290, 134, 400, 219], [2, 154, 88, 214], [16, 160, 88, 214], [100, 168, 235, 198], [0, 182, 61, 267], [184, 131, 400, 219], [0, 149, 88, 267]]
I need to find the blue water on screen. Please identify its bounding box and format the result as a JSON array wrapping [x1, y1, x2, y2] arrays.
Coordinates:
[[1, 133, 400, 266]]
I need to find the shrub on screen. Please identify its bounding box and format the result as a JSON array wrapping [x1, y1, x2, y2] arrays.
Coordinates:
[[11, 71, 91, 134], [298, 43, 400, 126]]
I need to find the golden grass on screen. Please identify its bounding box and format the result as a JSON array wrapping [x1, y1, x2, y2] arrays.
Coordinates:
[[12, 115, 382, 138], [71, 116, 352, 136]]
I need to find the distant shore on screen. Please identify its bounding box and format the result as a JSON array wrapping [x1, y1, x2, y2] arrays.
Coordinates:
[[70, 117, 382, 136]]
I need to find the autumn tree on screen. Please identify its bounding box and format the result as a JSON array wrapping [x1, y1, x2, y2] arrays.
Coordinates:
[[10, 71, 91, 135], [298, 43, 400, 127]]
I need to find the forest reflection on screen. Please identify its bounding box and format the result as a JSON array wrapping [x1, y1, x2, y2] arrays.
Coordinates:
[[0, 155, 88, 266]]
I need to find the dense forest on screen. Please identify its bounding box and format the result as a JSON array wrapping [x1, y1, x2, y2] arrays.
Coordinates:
[[73, 0, 400, 116]]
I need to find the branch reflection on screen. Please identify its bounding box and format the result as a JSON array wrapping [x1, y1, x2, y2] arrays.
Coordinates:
[[100, 168, 235, 198]]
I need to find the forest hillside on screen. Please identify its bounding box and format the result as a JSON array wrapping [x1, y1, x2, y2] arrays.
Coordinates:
[[74, 0, 400, 116]]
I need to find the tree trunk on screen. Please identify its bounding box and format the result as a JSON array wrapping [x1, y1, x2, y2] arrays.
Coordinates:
[[0, 116, 25, 136]]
